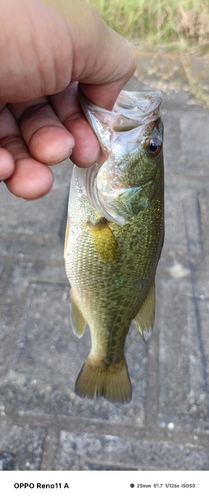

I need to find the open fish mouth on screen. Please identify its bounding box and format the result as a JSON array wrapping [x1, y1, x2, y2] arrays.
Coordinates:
[[112, 90, 162, 130], [78, 86, 162, 133]]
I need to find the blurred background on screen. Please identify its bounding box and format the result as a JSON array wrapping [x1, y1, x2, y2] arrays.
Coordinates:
[[86, 0, 209, 50], [86, 0, 209, 106]]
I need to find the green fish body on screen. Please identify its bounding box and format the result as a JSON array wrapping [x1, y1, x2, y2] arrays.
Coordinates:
[[64, 88, 164, 404]]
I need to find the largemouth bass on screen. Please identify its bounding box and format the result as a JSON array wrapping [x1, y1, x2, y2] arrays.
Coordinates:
[[64, 87, 164, 404]]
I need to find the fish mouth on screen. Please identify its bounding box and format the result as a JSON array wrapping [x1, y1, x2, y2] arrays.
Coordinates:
[[113, 90, 162, 129], [78, 86, 162, 134]]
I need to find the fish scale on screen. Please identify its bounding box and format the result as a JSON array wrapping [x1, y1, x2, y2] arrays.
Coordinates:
[[64, 88, 164, 404]]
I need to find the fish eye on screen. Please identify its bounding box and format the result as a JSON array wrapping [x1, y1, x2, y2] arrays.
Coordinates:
[[145, 138, 162, 157]]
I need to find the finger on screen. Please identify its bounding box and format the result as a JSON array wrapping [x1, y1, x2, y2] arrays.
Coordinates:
[[0, 104, 53, 198], [48, 0, 136, 106], [9, 97, 75, 165], [6, 157, 54, 199], [0, 1, 136, 105], [0, 0, 73, 101], [49, 82, 100, 166], [0, 148, 15, 180]]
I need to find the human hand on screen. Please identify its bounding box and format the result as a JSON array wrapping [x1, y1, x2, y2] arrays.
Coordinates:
[[0, 0, 136, 199]]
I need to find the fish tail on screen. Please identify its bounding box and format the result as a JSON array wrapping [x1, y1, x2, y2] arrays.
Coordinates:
[[75, 355, 132, 404]]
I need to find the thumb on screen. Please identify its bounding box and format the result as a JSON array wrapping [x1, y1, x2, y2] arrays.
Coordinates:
[[45, 0, 136, 108]]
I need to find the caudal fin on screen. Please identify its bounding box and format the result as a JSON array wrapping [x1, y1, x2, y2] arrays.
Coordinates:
[[75, 355, 132, 404]]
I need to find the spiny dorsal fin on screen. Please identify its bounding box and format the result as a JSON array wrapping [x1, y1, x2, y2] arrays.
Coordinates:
[[70, 290, 86, 338], [88, 218, 120, 262], [133, 281, 155, 342]]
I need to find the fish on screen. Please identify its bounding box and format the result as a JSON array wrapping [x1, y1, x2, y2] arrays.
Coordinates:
[[64, 86, 164, 404]]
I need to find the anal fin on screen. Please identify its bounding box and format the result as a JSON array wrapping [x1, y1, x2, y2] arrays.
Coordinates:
[[133, 281, 155, 342], [70, 290, 86, 338]]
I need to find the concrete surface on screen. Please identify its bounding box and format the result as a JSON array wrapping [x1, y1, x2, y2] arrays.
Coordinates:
[[0, 49, 209, 471]]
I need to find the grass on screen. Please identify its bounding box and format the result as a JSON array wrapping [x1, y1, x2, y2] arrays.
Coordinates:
[[85, 0, 209, 51]]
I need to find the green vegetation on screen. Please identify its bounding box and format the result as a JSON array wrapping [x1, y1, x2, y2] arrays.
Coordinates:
[[86, 0, 209, 50]]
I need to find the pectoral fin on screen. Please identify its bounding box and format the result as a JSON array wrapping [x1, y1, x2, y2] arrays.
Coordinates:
[[133, 282, 155, 342], [88, 218, 120, 262], [70, 290, 86, 338]]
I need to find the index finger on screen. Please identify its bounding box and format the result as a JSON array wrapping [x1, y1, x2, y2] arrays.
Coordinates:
[[49, 82, 100, 166]]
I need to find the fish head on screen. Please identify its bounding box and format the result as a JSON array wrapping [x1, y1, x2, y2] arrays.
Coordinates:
[[78, 88, 164, 225]]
